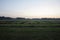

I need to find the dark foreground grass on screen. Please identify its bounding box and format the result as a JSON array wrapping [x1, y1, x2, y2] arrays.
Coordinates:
[[0, 27, 60, 40]]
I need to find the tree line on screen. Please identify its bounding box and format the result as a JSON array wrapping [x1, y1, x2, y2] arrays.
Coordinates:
[[0, 16, 60, 20]]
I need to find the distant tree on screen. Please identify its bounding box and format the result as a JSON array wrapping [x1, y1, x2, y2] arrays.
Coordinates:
[[0, 16, 5, 20], [0, 16, 13, 20], [5, 17, 12, 20]]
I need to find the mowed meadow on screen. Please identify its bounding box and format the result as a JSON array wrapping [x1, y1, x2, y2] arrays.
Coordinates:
[[0, 18, 60, 40]]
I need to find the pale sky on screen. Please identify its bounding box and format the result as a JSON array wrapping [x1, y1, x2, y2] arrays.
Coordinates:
[[0, 0, 60, 18]]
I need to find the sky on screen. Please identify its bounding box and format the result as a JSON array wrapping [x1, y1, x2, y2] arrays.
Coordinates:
[[0, 0, 60, 18]]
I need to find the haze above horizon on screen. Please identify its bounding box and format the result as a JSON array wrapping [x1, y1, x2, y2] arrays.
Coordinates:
[[0, 0, 60, 18]]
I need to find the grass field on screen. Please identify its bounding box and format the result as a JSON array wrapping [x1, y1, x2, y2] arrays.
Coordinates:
[[0, 20, 60, 40], [0, 20, 60, 27], [0, 27, 60, 40]]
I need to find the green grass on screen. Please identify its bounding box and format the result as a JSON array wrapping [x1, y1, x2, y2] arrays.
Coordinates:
[[0, 20, 60, 40], [0, 20, 60, 27], [0, 27, 60, 40]]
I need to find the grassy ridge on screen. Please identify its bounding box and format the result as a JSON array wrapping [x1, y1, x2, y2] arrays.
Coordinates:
[[0, 27, 60, 40]]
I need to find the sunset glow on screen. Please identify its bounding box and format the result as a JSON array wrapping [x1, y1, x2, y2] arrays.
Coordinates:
[[0, 0, 60, 18]]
